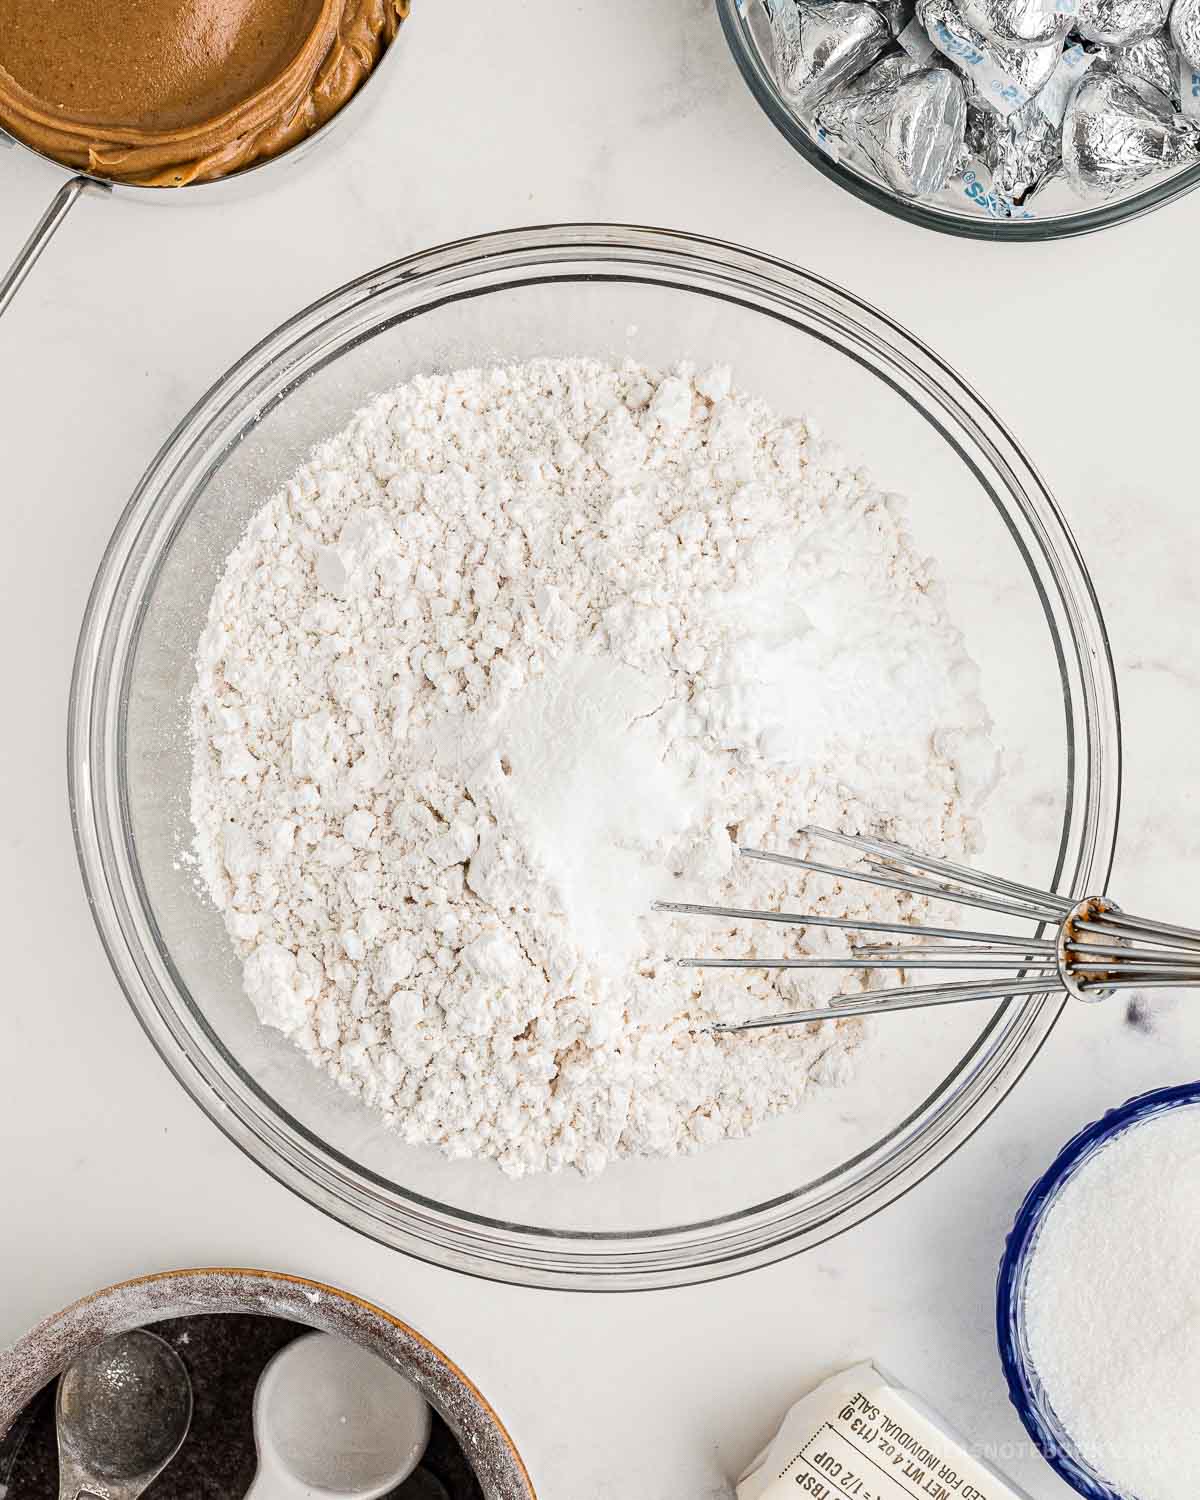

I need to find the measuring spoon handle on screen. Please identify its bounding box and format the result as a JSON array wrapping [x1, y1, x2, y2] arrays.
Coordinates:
[[0, 173, 108, 320], [244, 1461, 323, 1500]]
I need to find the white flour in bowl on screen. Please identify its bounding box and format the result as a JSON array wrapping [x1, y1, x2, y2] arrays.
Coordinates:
[[189, 357, 997, 1177]]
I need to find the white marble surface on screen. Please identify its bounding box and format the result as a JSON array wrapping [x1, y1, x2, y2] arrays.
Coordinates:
[[1, 2, 1198, 1497]]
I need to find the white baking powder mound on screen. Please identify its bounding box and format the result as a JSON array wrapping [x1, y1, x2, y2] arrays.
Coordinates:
[[1024, 1103, 1200, 1500], [189, 357, 998, 1177]]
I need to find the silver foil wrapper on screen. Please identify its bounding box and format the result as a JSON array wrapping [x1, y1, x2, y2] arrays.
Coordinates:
[[898, 13, 942, 59], [958, 0, 1073, 49], [965, 98, 1063, 198], [1062, 62, 1200, 193], [771, 0, 808, 92], [770, 0, 891, 107], [851, 48, 928, 84], [1171, 0, 1200, 71], [918, 0, 1062, 113], [1098, 30, 1180, 99], [873, 0, 919, 37], [1037, 39, 1097, 121], [817, 59, 969, 192], [1074, 0, 1169, 44]]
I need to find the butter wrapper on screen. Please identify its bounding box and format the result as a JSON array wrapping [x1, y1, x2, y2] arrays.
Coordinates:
[[737, 1362, 1031, 1500]]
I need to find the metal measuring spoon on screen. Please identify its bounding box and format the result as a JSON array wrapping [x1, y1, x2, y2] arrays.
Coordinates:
[[56, 1330, 192, 1500]]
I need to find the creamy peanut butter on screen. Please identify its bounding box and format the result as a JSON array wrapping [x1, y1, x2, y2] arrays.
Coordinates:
[[0, 0, 407, 186]]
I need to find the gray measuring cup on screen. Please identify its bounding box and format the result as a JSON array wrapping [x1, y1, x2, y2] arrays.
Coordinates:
[[247, 1332, 430, 1500]]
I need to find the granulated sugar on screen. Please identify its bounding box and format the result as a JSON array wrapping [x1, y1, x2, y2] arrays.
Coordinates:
[[1024, 1103, 1200, 1500], [190, 356, 996, 1176]]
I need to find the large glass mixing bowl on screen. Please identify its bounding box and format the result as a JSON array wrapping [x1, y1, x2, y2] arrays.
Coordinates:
[[70, 225, 1120, 1289], [717, 0, 1200, 240]]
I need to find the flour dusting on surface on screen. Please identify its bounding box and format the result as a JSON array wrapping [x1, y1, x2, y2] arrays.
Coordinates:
[[190, 357, 996, 1176]]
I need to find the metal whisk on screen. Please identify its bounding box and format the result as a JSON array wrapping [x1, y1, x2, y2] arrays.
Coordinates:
[[654, 827, 1200, 1033]]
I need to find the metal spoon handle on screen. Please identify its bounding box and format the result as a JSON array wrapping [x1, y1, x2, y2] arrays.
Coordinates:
[[56, 1453, 131, 1500], [0, 175, 106, 320], [55, 1331, 192, 1500]]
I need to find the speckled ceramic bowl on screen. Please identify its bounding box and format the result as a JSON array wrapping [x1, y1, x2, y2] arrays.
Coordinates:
[[0, 1268, 535, 1500]]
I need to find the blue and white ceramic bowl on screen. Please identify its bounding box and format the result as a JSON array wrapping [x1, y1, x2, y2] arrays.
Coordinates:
[[997, 1081, 1200, 1499]]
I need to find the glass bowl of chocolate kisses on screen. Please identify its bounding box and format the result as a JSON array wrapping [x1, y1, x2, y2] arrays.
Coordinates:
[[718, 0, 1200, 236]]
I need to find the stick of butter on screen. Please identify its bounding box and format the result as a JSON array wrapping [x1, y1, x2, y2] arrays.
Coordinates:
[[737, 1363, 1031, 1500]]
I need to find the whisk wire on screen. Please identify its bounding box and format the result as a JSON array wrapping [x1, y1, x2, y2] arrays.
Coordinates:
[[709, 976, 1056, 1030], [738, 844, 1063, 923], [657, 828, 1200, 1032], [799, 823, 1073, 913], [651, 899, 1053, 947], [679, 955, 1059, 971], [1085, 910, 1200, 951]]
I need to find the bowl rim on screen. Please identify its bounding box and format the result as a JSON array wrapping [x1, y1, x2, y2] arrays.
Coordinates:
[[714, 0, 1200, 242], [0, 1266, 536, 1500], [0, 0, 409, 202], [68, 221, 1122, 1289], [996, 1081, 1200, 1499]]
